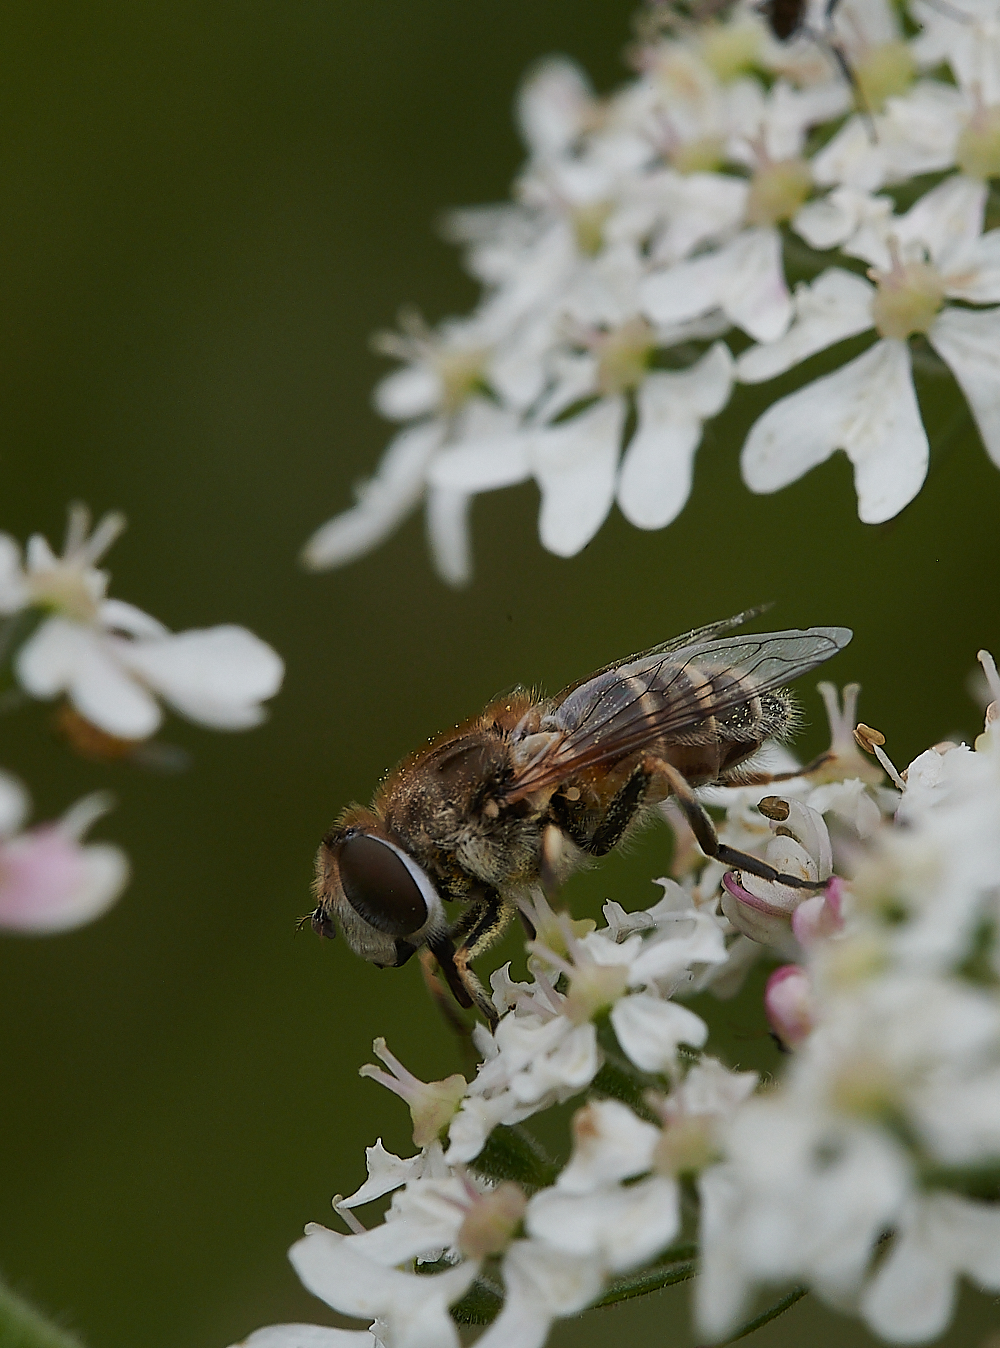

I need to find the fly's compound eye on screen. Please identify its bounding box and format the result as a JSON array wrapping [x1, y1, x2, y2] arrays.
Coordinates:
[[338, 834, 430, 938]]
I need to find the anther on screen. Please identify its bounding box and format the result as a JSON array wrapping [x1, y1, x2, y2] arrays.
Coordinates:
[[757, 795, 790, 821]]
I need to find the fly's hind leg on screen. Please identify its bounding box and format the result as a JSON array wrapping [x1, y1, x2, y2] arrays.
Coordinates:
[[648, 757, 824, 891], [730, 750, 834, 787]]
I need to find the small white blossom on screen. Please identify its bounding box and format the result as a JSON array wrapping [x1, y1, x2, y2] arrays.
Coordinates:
[[0, 505, 283, 739]]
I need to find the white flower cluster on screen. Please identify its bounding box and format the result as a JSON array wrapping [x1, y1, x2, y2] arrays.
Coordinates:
[[0, 505, 284, 934], [233, 658, 1000, 1348], [304, 0, 1000, 584]]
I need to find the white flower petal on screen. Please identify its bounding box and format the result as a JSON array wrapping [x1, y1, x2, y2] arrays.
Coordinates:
[[531, 398, 624, 557], [518, 58, 593, 160], [0, 770, 29, 837], [17, 619, 163, 738], [425, 488, 471, 587], [229, 1326, 377, 1348], [736, 269, 874, 384], [302, 422, 444, 570], [427, 436, 531, 493], [617, 343, 733, 529], [339, 1141, 425, 1209], [290, 1225, 474, 1348], [476, 1240, 603, 1348], [373, 365, 443, 421], [98, 599, 170, 639], [557, 1099, 660, 1192], [860, 1202, 956, 1343], [941, 225, 1000, 303], [118, 626, 284, 730], [928, 305, 1000, 468], [741, 338, 928, 524], [720, 228, 792, 342], [610, 993, 708, 1073], [527, 1175, 680, 1273]]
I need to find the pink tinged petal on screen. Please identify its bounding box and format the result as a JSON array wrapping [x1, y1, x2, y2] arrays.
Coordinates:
[[302, 422, 444, 570], [928, 305, 1000, 468], [617, 343, 733, 529], [230, 1327, 376, 1348], [741, 338, 928, 524], [117, 626, 284, 730], [736, 269, 875, 384], [0, 826, 129, 933], [425, 488, 471, 587], [373, 365, 443, 421], [476, 1241, 604, 1348], [531, 398, 624, 557], [98, 600, 169, 639], [610, 994, 708, 1073], [289, 1226, 473, 1348], [17, 618, 163, 737], [763, 964, 813, 1047], [527, 1176, 680, 1273]]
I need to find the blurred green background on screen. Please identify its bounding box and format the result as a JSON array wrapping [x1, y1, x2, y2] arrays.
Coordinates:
[[0, 4, 997, 1347]]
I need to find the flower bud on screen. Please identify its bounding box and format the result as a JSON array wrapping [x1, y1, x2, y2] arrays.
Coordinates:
[[764, 964, 814, 1048]]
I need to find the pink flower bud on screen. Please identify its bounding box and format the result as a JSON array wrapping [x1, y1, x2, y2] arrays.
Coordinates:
[[764, 964, 814, 1049]]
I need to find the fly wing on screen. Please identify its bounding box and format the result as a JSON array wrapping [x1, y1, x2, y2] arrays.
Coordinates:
[[504, 626, 852, 801]]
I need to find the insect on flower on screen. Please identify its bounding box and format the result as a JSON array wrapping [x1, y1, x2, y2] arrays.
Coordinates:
[[310, 609, 851, 1025]]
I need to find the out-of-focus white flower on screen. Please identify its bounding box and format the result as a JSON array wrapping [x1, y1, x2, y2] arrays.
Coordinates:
[[0, 505, 283, 739], [0, 779, 128, 934]]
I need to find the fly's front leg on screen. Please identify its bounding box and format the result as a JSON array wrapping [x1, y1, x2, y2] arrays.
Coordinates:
[[649, 757, 824, 891], [449, 888, 512, 1030]]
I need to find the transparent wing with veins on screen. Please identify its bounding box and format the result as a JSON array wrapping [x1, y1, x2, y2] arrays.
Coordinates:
[[504, 625, 852, 801]]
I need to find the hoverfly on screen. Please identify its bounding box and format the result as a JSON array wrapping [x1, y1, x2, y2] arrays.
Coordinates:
[[311, 610, 851, 1026]]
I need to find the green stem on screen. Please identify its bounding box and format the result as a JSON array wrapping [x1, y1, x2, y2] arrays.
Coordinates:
[[592, 1259, 697, 1309], [708, 1285, 809, 1346], [0, 1279, 85, 1348]]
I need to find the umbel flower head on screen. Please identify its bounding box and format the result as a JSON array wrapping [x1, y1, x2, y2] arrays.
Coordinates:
[[234, 652, 1000, 1348], [303, 0, 1000, 585], [0, 504, 284, 740]]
